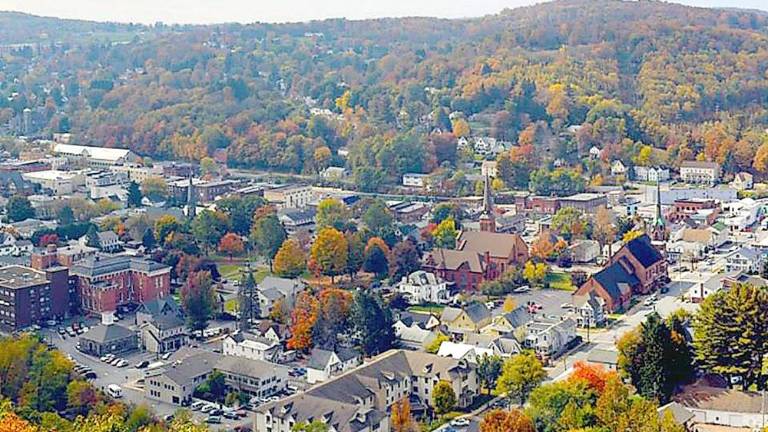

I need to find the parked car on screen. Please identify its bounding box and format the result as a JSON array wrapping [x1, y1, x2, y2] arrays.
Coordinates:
[[191, 401, 205, 411], [135, 360, 150, 369], [201, 405, 215, 414], [223, 411, 239, 420], [514, 285, 531, 293], [450, 418, 470, 427], [161, 352, 172, 360], [205, 416, 221, 424]]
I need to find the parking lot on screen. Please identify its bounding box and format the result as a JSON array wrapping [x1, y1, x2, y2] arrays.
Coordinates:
[[487, 288, 574, 318], [41, 316, 252, 431]]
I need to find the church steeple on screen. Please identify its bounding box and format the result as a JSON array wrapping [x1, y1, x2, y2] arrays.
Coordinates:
[[479, 174, 496, 233], [651, 180, 667, 242], [187, 174, 197, 220]]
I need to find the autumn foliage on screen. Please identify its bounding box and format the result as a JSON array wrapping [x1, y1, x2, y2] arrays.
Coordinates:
[[218, 232, 245, 260], [480, 409, 535, 432], [569, 360, 616, 394], [287, 291, 319, 351]]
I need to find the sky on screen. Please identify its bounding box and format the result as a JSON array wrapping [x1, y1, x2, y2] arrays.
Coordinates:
[[0, 0, 766, 24]]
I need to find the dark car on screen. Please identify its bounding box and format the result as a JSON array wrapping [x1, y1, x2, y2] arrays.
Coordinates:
[[135, 360, 150, 369]]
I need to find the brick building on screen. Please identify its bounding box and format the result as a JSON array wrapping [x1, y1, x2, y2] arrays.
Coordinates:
[[70, 255, 171, 313], [424, 231, 529, 291], [574, 234, 668, 313], [0, 265, 70, 330], [31, 244, 98, 270]]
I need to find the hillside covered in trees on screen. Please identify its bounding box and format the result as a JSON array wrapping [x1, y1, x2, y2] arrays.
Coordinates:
[[2, 0, 768, 191]]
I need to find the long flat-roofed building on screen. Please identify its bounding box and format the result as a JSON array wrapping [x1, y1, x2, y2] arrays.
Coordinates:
[[52, 143, 139, 168]]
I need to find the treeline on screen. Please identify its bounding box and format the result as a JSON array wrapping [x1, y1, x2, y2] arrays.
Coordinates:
[[2, 0, 768, 190]]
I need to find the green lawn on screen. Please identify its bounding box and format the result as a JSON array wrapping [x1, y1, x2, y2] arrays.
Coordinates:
[[408, 303, 446, 315], [218, 264, 271, 282], [546, 272, 575, 291]]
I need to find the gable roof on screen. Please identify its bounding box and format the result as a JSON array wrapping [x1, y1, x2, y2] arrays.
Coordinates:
[[456, 231, 528, 259], [591, 261, 639, 302], [81, 323, 134, 344], [623, 234, 664, 268], [426, 248, 483, 273]]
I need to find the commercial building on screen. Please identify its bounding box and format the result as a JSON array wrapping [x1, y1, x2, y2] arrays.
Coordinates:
[[263, 184, 313, 209], [52, 143, 139, 168], [70, 255, 171, 313], [0, 265, 70, 330], [79, 322, 138, 356]]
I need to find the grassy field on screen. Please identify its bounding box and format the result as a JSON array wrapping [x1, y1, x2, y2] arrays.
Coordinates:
[[218, 263, 271, 283], [408, 303, 446, 315], [546, 272, 575, 291]]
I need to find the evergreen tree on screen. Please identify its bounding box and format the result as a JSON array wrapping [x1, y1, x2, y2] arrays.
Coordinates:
[[239, 271, 258, 331], [127, 181, 142, 208], [57, 206, 75, 225], [142, 227, 156, 250], [6, 195, 34, 222], [350, 290, 395, 356], [85, 225, 101, 249]]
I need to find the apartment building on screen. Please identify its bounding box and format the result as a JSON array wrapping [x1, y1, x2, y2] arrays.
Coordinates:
[[0, 265, 70, 330], [256, 350, 478, 432]]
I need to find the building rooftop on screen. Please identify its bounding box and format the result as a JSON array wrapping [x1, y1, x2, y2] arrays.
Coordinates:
[[53, 144, 132, 162], [0, 265, 47, 289]]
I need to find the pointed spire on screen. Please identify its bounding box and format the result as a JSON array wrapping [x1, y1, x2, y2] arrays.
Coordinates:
[[187, 174, 197, 220], [482, 173, 493, 215], [479, 173, 496, 233], [655, 179, 663, 226]]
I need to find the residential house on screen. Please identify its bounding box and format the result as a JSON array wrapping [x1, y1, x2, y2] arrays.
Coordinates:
[[481, 160, 498, 178], [256, 276, 306, 319], [657, 402, 695, 430], [572, 291, 606, 328], [731, 172, 754, 190], [394, 321, 440, 350], [321, 166, 348, 179], [306, 347, 363, 384], [424, 231, 529, 291], [569, 240, 601, 263], [481, 306, 532, 337], [634, 166, 670, 183], [135, 297, 188, 354], [395, 271, 450, 305], [440, 302, 492, 339], [79, 230, 120, 252], [437, 341, 494, 364], [463, 333, 522, 358], [589, 146, 602, 159], [222, 331, 281, 362], [680, 161, 720, 185], [725, 247, 765, 273], [611, 160, 627, 176], [402, 173, 429, 188], [523, 317, 577, 359], [256, 350, 478, 432]]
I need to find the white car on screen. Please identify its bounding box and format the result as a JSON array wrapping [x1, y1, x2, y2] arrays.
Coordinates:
[[191, 401, 205, 411], [201, 404, 216, 414], [450, 418, 471, 427]]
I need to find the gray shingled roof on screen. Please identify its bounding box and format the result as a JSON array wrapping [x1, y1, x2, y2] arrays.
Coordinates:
[[80, 323, 135, 344]]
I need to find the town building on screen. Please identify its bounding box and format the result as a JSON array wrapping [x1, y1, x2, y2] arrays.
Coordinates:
[[215, 355, 290, 399], [574, 234, 668, 313], [278, 208, 316, 234], [256, 276, 306, 319], [440, 302, 492, 338], [168, 178, 240, 203], [611, 160, 627, 176], [256, 350, 478, 432], [79, 320, 138, 356], [263, 184, 313, 209], [675, 384, 767, 430], [145, 348, 221, 406], [395, 271, 451, 305], [558, 193, 608, 214], [135, 297, 188, 354], [22, 170, 79, 195], [725, 247, 765, 273], [0, 265, 69, 330], [423, 230, 529, 291], [680, 161, 721, 185], [52, 143, 139, 168], [70, 255, 171, 313], [31, 244, 98, 270], [481, 160, 498, 178]]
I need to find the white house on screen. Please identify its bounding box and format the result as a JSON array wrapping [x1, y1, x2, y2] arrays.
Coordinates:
[[306, 347, 362, 384], [731, 172, 754, 190], [611, 160, 627, 176], [524, 317, 577, 358], [680, 161, 720, 185], [481, 160, 498, 178], [395, 271, 450, 304], [321, 166, 348, 179], [222, 331, 281, 362], [402, 173, 429, 188], [589, 146, 602, 159], [437, 341, 494, 364], [725, 247, 765, 273], [633, 166, 670, 183]]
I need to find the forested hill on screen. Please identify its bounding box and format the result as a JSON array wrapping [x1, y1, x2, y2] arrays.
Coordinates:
[[2, 0, 768, 192]]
